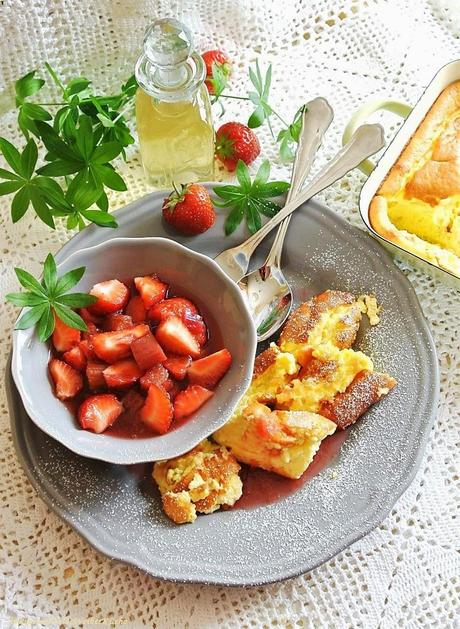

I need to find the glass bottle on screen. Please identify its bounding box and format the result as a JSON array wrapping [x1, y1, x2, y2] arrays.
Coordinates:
[[135, 18, 215, 188]]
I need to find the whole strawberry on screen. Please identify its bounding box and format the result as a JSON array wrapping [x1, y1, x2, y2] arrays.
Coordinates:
[[202, 50, 232, 94], [162, 183, 216, 235], [215, 122, 261, 172]]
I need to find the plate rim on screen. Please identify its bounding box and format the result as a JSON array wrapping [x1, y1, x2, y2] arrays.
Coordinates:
[[6, 188, 440, 586]]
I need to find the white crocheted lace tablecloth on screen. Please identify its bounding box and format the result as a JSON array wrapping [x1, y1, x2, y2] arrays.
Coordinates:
[[1, 1, 459, 627]]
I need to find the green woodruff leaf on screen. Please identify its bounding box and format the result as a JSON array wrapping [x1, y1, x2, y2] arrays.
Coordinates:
[[0, 64, 137, 231], [213, 160, 290, 235], [5, 253, 97, 342]]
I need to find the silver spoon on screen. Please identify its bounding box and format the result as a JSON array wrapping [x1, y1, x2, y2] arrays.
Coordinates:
[[214, 123, 385, 287], [240, 97, 334, 340]]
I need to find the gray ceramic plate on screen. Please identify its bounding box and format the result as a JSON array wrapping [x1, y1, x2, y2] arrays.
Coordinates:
[[6, 189, 439, 586]]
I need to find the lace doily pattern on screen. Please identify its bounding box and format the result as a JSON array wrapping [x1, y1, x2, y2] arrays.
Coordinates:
[[1, 1, 459, 627]]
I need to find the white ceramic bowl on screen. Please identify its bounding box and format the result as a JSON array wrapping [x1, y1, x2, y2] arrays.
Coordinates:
[[11, 237, 257, 464]]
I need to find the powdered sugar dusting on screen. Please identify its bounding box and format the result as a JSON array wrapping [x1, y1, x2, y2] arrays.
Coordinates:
[[9, 197, 438, 585]]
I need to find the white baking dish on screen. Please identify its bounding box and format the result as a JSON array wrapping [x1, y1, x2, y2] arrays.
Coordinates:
[[359, 59, 460, 290]]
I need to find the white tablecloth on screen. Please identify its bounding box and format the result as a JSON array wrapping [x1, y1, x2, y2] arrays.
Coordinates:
[[1, 1, 459, 627]]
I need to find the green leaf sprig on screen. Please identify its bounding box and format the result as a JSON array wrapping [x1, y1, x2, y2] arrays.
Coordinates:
[[213, 160, 290, 235], [277, 105, 305, 163], [0, 66, 137, 230], [213, 60, 302, 161], [6, 253, 97, 341]]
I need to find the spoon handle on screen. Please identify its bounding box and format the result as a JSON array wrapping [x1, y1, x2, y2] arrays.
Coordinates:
[[264, 97, 333, 270], [232, 124, 384, 262]]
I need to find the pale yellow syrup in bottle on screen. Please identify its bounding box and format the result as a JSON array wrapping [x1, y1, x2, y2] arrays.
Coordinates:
[[135, 18, 215, 187]]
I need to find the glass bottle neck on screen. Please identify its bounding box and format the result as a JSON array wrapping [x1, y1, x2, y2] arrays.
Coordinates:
[[135, 51, 206, 103]]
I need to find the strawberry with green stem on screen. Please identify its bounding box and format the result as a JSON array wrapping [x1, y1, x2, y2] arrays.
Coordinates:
[[162, 183, 216, 235]]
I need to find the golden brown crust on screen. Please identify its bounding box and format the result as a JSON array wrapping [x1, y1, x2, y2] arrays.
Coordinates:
[[319, 369, 397, 430], [253, 346, 278, 379], [378, 81, 460, 198], [279, 290, 361, 349], [370, 81, 460, 277]]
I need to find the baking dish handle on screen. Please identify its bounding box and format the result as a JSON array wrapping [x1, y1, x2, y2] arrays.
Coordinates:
[[342, 100, 412, 175]]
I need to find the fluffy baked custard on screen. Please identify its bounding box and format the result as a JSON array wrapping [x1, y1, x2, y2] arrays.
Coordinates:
[[214, 291, 396, 479], [154, 291, 396, 522], [153, 439, 242, 524], [369, 80, 460, 277]]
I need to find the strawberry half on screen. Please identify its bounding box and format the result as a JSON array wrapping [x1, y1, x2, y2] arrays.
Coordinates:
[[155, 316, 200, 358], [126, 295, 147, 323], [139, 364, 171, 391], [92, 324, 149, 363], [63, 345, 87, 372], [49, 359, 83, 400], [103, 313, 134, 332], [86, 361, 108, 391], [140, 384, 173, 434], [173, 385, 214, 420], [148, 297, 198, 323], [89, 279, 129, 315], [103, 359, 142, 388], [187, 349, 232, 389], [52, 315, 81, 353], [131, 331, 167, 370], [163, 354, 192, 380], [78, 394, 123, 433], [134, 276, 168, 309]]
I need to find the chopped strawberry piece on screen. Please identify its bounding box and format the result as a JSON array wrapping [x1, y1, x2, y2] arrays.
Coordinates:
[[49, 358, 83, 400], [148, 297, 198, 323], [81, 321, 99, 340], [79, 339, 96, 361], [168, 380, 182, 402], [86, 361, 108, 391], [155, 316, 200, 358], [163, 354, 192, 380], [187, 349, 232, 389], [52, 315, 81, 353], [79, 307, 102, 326], [89, 279, 129, 315], [131, 331, 166, 370], [103, 313, 134, 332], [184, 313, 207, 346], [63, 345, 87, 372], [134, 276, 168, 309], [121, 389, 145, 420], [92, 324, 149, 363], [173, 385, 214, 420], [139, 364, 170, 391], [78, 393, 123, 433], [140, 384, 173, 434], [126, 295, 147, 323], [103, 359, 142, 388]]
